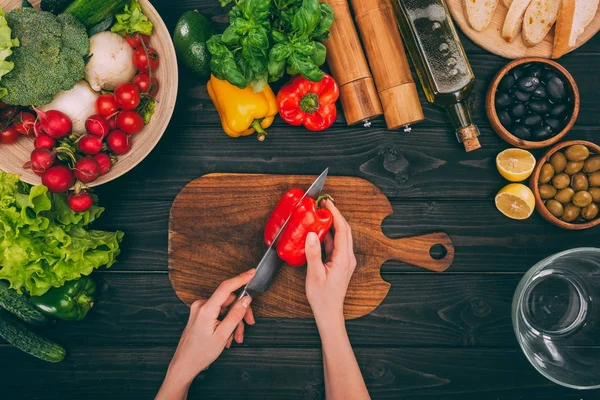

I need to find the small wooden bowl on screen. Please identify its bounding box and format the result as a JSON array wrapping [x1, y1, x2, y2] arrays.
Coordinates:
[[0, 0, 178, 187], [529, 140, 600, 230], [486, 57, 580, 150]]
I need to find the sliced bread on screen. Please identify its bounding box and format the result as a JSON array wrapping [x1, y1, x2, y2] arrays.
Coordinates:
[[503, 0, 534, 41], [503, 0, 514, 7], [464, 0, 500, 31], [552, 0, 599, 58], [523, 0, 563, 46]]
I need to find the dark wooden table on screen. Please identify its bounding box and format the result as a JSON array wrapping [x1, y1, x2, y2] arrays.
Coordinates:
[[2, 1, 600, 398]]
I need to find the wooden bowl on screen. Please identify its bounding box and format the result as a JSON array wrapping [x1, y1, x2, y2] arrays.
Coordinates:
[[486, 57, 580, 150], [529, 140, 600, 230], [0, 0, 178, 187]]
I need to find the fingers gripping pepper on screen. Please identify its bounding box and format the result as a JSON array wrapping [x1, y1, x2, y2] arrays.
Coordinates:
[[31, 277, 97, 321], [207, 75, 278, 141]]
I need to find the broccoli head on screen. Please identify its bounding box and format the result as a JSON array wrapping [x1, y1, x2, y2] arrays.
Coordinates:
[[2, 8, 90, 106]]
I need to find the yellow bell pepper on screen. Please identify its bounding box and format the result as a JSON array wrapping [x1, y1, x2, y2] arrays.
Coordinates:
[[207, 75, 278, 141]]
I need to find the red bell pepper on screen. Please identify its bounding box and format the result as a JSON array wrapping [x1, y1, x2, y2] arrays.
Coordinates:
[[277, 73, 339, 132], [276, 196, 333, 267], [264, 188, 305, 246]]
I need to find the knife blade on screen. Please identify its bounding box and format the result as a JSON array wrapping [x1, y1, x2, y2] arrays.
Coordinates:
[[239, 168, 329, 299]]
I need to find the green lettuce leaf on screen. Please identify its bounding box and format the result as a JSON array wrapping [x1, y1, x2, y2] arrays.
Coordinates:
[[0, 6, 18, 98], [0, 170, 123, 296], [111, 0, 153, 36]]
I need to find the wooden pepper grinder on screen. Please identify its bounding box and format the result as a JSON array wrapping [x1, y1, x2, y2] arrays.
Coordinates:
[[351, 0, 424, 131], [322, 0, 383, 127]]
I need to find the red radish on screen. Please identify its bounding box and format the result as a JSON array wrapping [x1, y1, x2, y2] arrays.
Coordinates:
[[114, 83, 140, 111], [107, 130, 131, 155], [93, 153, 112, 176], [33, 120, 44, 136], [125, 32, 150, 48], [108, 115, 117, 130], [0, 106, 17, 119], [73, 157, 100, 183], [35, 109, 72, 139], [42, 165, 74, 193], [0, 101, 9, 109], [68, 191, 93, 212], [133, 73, 159, 96], [96, 94, 118, 117], [14, 112, 36, 136], [0, 126, 19, 144], [116, 111, 144, 135], [34, 134, 56, 150], [30, 148, 56, 176], [78, 135, 103, 155], [133, 47, 159, 73], [85, 115, 110, 137]]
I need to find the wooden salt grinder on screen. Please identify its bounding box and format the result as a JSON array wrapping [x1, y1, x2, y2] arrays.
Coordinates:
[[323, 0, 383, 126], [351, 0, 424, 131]]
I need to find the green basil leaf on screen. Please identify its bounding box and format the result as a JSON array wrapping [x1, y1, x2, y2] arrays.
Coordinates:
[[241, 0, 272, 22], [311, 41, 327, 66], [312, 2, 334, 40], [291, 0, 321, 37], [271, 30, 287, 44], [268, 59, 286, 81], [288, 51, 324, 82], [246, 27, 269, 55]]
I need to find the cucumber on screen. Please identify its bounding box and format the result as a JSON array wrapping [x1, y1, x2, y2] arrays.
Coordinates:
[[0, 281, 51, 326], [0, 309, 66, 363], [65, 0, 129, 28]]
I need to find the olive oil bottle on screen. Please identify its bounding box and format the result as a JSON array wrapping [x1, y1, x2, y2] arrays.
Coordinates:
[[391, 0, 481, 151]]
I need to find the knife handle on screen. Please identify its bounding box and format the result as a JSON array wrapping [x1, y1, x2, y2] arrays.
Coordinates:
[[382, 232, 454, 272]]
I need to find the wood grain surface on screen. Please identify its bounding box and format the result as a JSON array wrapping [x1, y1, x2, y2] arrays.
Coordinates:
[[447, 0, 600, 59], [169, 174, 454, 319]]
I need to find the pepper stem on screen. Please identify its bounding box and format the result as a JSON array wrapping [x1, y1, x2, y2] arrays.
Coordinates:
[[300, 93, 320, 114], [316, 194, 333, 206], [251, 119, 267, 142]]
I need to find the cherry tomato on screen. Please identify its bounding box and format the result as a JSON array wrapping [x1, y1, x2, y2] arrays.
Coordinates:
[[125, 32, 151, 49], [114, 83, 140, 111], [14, 112, 36, 136], [132, 74, 159, 97], [116, 111, 144, 135], [96, 94, 119, 117], [0, 126, 19, 144], [133, 47, 159, 73]]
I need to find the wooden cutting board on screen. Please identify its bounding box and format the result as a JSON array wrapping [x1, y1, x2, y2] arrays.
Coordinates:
[[168, 174, 454, 319], [447, 0, 600, 59]]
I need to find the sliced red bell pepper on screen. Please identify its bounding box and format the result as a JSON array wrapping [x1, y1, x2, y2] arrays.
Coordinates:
[[276, 195, 333, 267], [277, 73, 339, 132], [264, 188, 305, 246]]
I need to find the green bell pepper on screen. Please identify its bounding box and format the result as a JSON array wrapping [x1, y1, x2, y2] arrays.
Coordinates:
[[31, 277, 96, 321]]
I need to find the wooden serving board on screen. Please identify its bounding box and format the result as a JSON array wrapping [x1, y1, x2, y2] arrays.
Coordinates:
[[168, 174, 455, 320], [447, 0, 600, 59]]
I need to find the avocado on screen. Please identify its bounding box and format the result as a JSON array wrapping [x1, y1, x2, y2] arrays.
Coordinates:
[[174, 10, 215, 79]]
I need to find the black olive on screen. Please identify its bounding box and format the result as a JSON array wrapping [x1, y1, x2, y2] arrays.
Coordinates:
[[513, 90, 531, 102], [545, 117, 563, 132], [512, 125, 532, 140], [510, 103, 526, 119], [498, 75, 515, 93], [532, 125, 553, 140], [547, 77, 566, 100], [543, 68, 560, 82], [524, 114, 543, 127], [533, 85, 548, 99], [495, 93, 512, 109], [518, 76, 540, 92], [529, 100, 551, 114], [550, 104, 568, 116], [527, 65, 543, 78], [498, 110, 512, 128], [512, 67, 524, 80]]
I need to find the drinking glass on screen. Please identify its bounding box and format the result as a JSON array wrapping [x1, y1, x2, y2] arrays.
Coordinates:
[[512, 247, 600, 389]]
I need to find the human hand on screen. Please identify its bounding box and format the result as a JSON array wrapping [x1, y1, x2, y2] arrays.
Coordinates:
[[164, 269, 256, 386], [304, 199, 357, 323]]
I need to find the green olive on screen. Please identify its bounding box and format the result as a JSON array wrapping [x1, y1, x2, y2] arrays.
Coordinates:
[[555, 188, 575, 203], [539, 163, 555, 184], [572, 191, 593, 208], [551, 173, 571, 190], [562, 204, 581, 222], [564, 145, 590, 162], [550, 152, 567, 173], [584, 156, 600, 174], [590, 187, 600, 203], [590, 172, 600, 187], [571, 173, 589, 192], [539, 184, 558, 199], [582, 203, 599, 220], [545, 200, 564, 218], [565, 161, 585, 175]]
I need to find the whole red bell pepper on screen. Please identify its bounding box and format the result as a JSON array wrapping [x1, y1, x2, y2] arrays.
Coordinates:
[[277, 73, 339, 132], [276, 195, 333, 267], [264, 188, 305, 246]]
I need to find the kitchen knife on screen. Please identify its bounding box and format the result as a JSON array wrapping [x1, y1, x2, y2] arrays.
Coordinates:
[[239, 168, 329, 299]]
